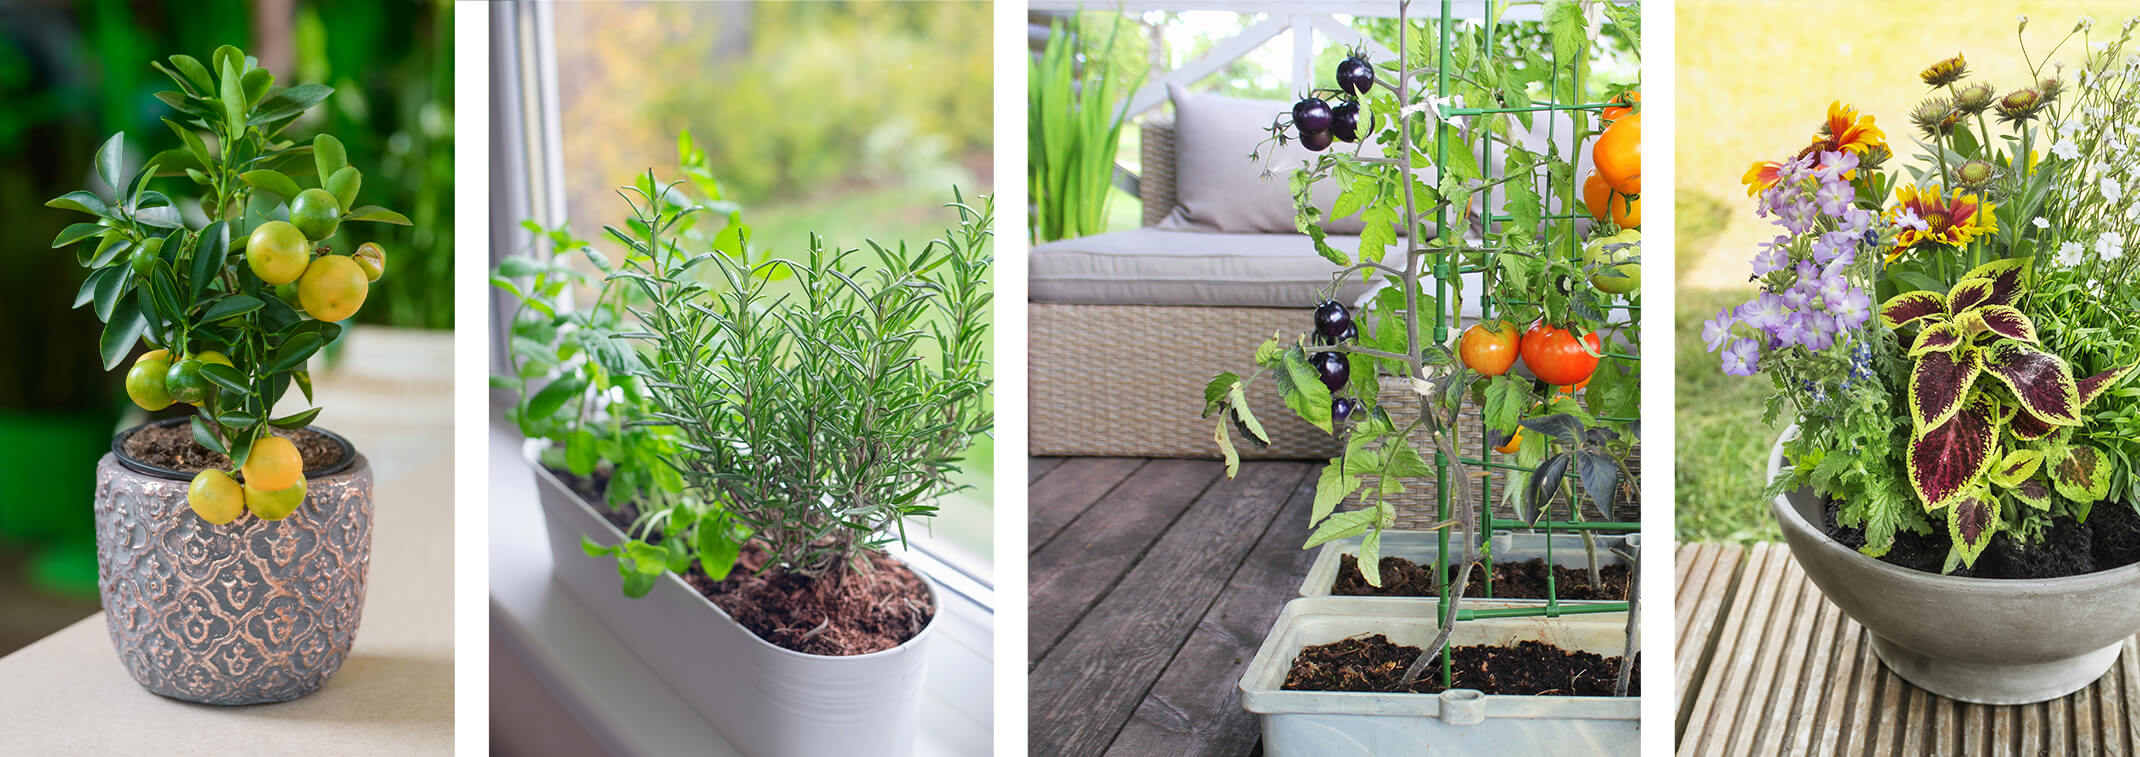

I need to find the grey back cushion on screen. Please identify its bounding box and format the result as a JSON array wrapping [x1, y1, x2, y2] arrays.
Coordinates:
[[1157, 83, 1595, 240]]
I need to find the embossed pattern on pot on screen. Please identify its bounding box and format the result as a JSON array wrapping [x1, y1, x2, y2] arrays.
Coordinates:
[[92, 452, 374, 705]]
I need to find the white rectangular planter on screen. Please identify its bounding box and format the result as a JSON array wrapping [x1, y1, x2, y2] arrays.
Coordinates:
[[526, 441, 936, 757], [1301, 530, 1639, 600], [1239, 597, 1638, 756]]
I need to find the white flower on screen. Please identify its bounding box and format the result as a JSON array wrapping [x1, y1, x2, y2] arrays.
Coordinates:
[[2059, 241, 2087, 265], [2019, 14, 2028, 25], [2051, 139, 2082, 160], [2103, 177, 2125, 203], [2034, 217, 2050, 229], [2080, 16, 2097, 31], [2098, 231, 2126, 259]]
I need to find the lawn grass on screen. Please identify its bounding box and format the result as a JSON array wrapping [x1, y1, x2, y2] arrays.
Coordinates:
[[1676, 287, 1785, 544]]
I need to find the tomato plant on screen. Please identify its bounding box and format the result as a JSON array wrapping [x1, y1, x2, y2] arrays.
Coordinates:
[[1521, 323, 1602, 386], [1460, 321, 1520, 375], [1583, 172, 1639, 229], [1594, 111, 1641, 195]]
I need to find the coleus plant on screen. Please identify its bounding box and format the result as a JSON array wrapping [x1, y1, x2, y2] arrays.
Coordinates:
[[1879, 256, 2133, 567], [46, 46, 408, 525], [1205, 0, 1639, 691]]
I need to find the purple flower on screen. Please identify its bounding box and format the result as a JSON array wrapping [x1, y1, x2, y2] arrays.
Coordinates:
[[1817, 180, 1857, 217], [1702, 307, 1738, 352], [1813, 150, 1859, 183], [1738, 292, 1790, 332], [1799, 312, 1837, 350], [1839, 207, 1878, 236], [1893, 207, 1929, 233], [1829, 286, 1873, 329], [1775, 312, 1813, 346], [1753, 236, 1791, 275], [1721, 338, 1760, 376], [1812, 229, 1858, 264]]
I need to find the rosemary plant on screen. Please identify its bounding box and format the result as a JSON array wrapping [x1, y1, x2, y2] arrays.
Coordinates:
[[609, 174, 994, 581]]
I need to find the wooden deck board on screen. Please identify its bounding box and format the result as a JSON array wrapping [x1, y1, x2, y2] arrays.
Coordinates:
[[1677, 542, 2140, 756], [1103, 465, 1322, 757], [1027, 459, 1226, 663], [1027, 457, 1147, 554], [1028, 460, 1313, 756]]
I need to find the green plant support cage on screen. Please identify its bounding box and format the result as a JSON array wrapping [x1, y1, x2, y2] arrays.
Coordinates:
[[1413, 0, 1639, 687]]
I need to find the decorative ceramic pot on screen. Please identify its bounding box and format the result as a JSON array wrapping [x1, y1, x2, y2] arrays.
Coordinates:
[[1769, 425, 2140, 704], [93, 419, 374, 705]]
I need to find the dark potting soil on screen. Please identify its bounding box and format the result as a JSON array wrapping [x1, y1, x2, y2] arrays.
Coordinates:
[[1822, 497, 2140, 579], [545, 464, 934, 655], [1332, 553, 1630, 600], [1281, 633, 1636, 696], [121, 421, 345, 475], [684, 544, 934, 656]]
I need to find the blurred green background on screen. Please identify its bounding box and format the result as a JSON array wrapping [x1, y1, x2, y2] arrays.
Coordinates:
[[1675, 0, 2135, 544], [542, 1, 996, 568], [1038, 9, 1639, 237], [0, 0, 451, 653]]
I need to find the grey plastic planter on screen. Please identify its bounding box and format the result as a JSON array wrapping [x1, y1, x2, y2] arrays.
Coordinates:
[[1239, 597, 1637, 756], [1768, 425, 2140, 704], [94, 421, 372, 705], [526, 440, 937, 757], [1300, 530, 1638, 600]]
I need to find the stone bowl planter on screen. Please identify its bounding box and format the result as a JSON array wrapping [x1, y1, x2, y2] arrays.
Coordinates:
[[1768, 425, 2140, 704], [94, 419, 373, 705], [525, 440, 938, 757]]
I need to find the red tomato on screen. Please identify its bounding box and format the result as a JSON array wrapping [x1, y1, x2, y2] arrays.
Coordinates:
[[1459, 321, 1521, 376], [1520, 323, 1601, 386]]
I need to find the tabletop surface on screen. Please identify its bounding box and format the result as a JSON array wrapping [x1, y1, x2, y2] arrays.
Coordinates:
[[0, 455, 456, 756], [1677, 542, 2140, 756]]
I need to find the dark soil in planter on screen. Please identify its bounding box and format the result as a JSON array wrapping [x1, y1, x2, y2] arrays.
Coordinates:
[[546, 462, 935, 655], [122, 421, 345, 474], [1333, 554, 1630, 600], [1822, 497, 2140, 578], [684, 544, 933, 657], [1281, 633, 1636, 696]]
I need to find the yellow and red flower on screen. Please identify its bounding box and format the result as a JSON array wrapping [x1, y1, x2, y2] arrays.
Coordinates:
[[1886, 183, 1997, 261], [1814, 101, 1888, 156], [1742, 160, 1787, 196]]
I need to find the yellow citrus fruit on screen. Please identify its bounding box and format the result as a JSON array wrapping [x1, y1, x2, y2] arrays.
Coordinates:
[[288, 188, 342, 242], [187, 469, 245, 525], [353, 242, 385, 281], [243, 475, 307, 521], [196, 350, 233, 368], [126, 353, 175, 411], [243, 435, 304, 492], [298, 254, 369, 322], [246, 220, 312, 285]]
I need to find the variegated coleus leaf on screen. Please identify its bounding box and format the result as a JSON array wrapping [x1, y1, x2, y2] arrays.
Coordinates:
[[1909, 347, 1982, 431], [2009, 407, 2057, 440], [2050, 444, 2113, 503], [1990, 448, 2043, 487], [1980, 340, 2081, 427], [1948, 277, 1997, 315], [1881, 290, 1949, 329], [1909, 322, 1965, 356], [1908, 394, 1999, 509], [1971, 305, 2036, 343], [1947, 490, 2000, 569], [1957, 256, 2029, 308], [2077, 363, 2135, 408], [2011, 479, 2053, 510]]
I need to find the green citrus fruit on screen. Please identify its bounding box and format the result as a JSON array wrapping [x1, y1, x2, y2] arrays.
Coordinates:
[[129, 237, 165, 278], [125, 353, 175, 411], [274, 281, 306, 313], [353, 242, 386, 281], [243, 475, 307, 521], [298, 254, 369, 322], [188, 469, 245, 525], [164, 358, 213, 406], [243, 435, 304, 492], [289, 188, 342, 242], [246, 220, 312, 285]]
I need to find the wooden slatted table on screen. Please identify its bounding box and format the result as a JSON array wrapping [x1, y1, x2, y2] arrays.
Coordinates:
[[1678, 543, 2140, 755]]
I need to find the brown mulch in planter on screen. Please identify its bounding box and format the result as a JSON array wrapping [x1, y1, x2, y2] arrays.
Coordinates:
[[121, 421, 344, 474], [685, 544, 934, 657]]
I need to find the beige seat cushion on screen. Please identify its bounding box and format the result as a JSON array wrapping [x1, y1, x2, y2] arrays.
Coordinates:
[[1029, 227, 1487, 312], [1156, 84, 1384, 236]]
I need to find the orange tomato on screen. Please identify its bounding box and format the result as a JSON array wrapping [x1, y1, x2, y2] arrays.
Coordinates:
[[1582, 172, 1640, 229], [1520, 323, 1602, 386], [1459, 321, 1521, 376], [1594, 111, 1641, 196], [1600, 91, 1640, 124], [1494, 429, 1523, 454], [1557, 376, 1592, 395]]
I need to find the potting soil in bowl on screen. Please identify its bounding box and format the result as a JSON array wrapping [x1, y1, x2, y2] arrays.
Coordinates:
[[1283, 633, 1636, 696], [1333, 554, 1632, 601]]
